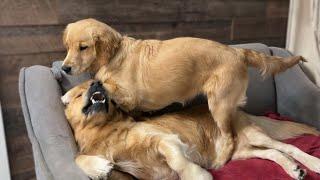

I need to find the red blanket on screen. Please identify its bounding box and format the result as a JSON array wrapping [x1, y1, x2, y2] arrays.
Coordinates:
[[210, 113, 320, 180]]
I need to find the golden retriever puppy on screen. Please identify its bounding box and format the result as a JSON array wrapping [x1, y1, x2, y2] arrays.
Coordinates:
[[61, 18, 305, 166], [63, 80, 320, 180]]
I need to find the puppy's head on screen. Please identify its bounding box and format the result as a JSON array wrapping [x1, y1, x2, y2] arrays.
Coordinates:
[[65, 80, 115, 127], [62, 18, 122, 75]]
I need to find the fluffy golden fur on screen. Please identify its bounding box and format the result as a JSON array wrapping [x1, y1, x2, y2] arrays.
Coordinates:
[[62, 18, 305, 166], [64, 81, 320, 180]]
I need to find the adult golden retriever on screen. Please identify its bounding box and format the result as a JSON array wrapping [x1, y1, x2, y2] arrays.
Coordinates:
[[61, 18, 305, 166], [63, 80, 319, 180]]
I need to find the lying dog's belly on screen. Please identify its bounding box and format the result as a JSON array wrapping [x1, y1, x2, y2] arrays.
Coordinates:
[[107, 108, 217, 178]]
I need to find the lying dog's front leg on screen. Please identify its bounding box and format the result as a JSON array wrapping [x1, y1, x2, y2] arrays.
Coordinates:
[[158, 135, 212, 180], [75, 155, 114, 180]]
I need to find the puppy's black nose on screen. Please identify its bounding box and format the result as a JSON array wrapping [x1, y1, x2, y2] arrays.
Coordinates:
[[62, 66, 71, 74]]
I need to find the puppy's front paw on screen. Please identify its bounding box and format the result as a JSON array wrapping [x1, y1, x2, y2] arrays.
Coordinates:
[[76, 155, 113, 180]]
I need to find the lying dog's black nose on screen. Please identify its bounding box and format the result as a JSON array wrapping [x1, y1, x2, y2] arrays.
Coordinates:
[[88, 81, 105, 97], [62, 66, 71, 74], [90, 81, 102, 87]]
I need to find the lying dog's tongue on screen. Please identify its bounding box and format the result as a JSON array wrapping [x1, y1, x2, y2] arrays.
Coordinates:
[[90, 92, 105, 104]]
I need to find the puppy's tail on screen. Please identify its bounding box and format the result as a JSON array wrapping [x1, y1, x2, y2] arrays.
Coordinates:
[[247, 114, 319, 141], [235, 48, 306, 77]]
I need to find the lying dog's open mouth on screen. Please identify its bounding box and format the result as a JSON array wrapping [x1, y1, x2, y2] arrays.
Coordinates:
[[82, 81, 109, 115], [90, 92, 106, 104]]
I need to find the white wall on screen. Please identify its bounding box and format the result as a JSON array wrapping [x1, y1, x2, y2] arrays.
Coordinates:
[[0, 103, 11, 180], [287, 0, 320, 86]]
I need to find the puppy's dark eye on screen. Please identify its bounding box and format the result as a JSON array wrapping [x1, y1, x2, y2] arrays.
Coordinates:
[[79, 45, 88, 51]]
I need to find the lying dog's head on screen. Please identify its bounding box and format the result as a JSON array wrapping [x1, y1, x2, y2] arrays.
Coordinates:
[[65, 80, 115, 127], [62, 18, 122, 75]]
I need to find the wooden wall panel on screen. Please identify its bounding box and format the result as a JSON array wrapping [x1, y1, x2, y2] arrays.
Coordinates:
[[0, 26, 65, 55], [0, 0, 285, 26], [266, 0, 290, 18], [0, 0, 58, 26], [0, 52, 64, 107], [231, 17, 287, 40], [0, 0, 289, 179], [0, 21, 231, 55]]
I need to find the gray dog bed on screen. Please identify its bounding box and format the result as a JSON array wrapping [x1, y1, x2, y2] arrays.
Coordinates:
[[19, 43, 320, 180]]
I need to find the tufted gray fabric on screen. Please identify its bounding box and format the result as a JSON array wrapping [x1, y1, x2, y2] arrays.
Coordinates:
[[19, 66, 88, 180], [271, 47, 320, 129], [19, 44, 320, 180]]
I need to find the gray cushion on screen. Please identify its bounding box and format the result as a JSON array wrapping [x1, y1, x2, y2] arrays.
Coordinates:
[[271, 47, 320, 129], [19, 66, 88, 180]]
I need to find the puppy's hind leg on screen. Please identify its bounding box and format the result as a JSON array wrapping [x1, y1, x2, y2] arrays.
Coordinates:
[[75, 155, 114, 180], [158, 135, 212, 180], [204, 70, 248, 168], [233, 148, 306, 180]]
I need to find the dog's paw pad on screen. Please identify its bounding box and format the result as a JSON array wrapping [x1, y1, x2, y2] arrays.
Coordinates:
[[294, 166, 307, 180]]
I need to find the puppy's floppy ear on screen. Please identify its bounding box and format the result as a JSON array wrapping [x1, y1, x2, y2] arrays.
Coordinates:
[[91, 24, 122, 57]]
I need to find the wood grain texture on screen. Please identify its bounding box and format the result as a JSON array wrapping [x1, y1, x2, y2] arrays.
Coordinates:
[[0, 52, 64, 108], [0, 26, 65, 55], [231, 17, 287, 40], [0, 0, 268, 26], [0, 21, 232, 55], [0, 0, 59, 26], [266, 0, 290, 18], [0, 0, 289, 179]]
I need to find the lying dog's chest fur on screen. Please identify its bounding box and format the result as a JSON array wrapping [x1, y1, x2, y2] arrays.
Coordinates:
[[74, 107, 218, 179]]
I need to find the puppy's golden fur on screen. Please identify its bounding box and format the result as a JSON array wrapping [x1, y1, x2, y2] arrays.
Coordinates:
[[64, 81, 320, 180], [62, 18, 305, 165]]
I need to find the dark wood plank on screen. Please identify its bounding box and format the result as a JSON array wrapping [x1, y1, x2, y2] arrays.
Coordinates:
[[0, 52, 65, 107], [12, 169, 36, 180], [2, 106, 35, 178], [2, 107, 28, 132], [231, 17, 287, 40], [115, 21, 232, 41], [0, 0, 58, 26], [182, 0, 266, 22], [9, 154, 35, 176], [266, 0, 290, 18], [1, 0, 268, 26], [0, 21, 231, 55], [0, 26, 65, 55], [58, 0, 181, 24]]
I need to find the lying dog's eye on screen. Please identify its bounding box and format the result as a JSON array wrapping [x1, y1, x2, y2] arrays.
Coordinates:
[[76, 94, 82, 98], [79, 45, 88, 51]]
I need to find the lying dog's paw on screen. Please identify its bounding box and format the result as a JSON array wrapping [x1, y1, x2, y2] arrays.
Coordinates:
[[76, 155, 113, 180], [292, 166, 306, 180], [181, 164, 212, 180], [61, 94, 71, 105]]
